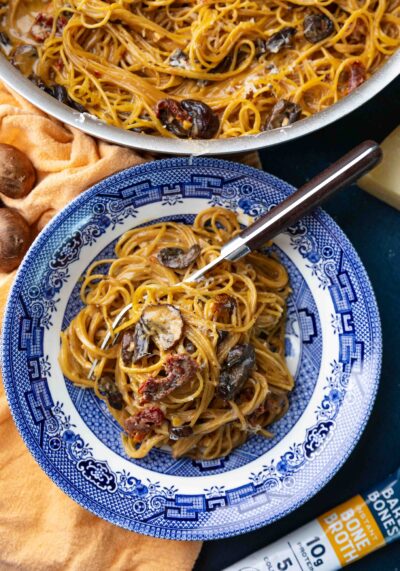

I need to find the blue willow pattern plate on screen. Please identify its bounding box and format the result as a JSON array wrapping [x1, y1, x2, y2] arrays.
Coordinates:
[[2, 158, 381, 540]]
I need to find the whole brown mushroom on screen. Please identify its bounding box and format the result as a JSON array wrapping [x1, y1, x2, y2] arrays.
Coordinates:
[[0, 144, 36, 199], [0, 208, 31, 272]]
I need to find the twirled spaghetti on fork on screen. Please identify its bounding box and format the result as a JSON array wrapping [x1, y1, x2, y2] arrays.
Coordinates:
[[59, 207, 294, 460]]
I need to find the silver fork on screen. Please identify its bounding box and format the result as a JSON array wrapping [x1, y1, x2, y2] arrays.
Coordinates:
[[88, 140, 382, 379]]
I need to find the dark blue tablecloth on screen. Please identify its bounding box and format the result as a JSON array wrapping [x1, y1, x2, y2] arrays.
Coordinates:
[[195, 75, 400, 571]]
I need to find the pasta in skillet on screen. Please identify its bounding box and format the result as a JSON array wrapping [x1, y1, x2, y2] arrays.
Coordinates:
[[1, 0, 399, 138]]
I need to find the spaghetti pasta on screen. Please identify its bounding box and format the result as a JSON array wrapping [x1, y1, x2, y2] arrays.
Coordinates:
[[59, 207, 294, 460], [1, 0, 399, 138]]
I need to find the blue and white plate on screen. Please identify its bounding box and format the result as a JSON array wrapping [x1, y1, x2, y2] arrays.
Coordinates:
[[2, 158, 381, 540]]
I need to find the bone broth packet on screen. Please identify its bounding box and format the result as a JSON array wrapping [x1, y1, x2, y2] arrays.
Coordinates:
[[223, 467, 400, 571]]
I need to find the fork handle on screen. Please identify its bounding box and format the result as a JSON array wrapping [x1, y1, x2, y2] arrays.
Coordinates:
[[237, 140, 382, 252]]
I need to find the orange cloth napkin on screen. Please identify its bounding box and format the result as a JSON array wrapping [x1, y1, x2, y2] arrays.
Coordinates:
[[0, 82, 202, 571]]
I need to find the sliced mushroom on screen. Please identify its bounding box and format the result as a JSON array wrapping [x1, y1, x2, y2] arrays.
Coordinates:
[[50, 84, 84, 111], [0, 32, 11, 56], [169, 49, 190, 69], [133, 320, 152, 361], [121, 322, 151, 365], [303, 13, 334, 44], [141, 304, 183, 351], [10, 45, 38, 76], [29, 76, 86, 113], [257, 27, 296, 56], [217, 330, 229, 345], [249, 391, 288, 426], [212, 54, 234, 74], [169, 425, 193, 440], [266, 99, 302, 130], [156, 244, 201, 269], [121, 329, 135, 365], [211, 50, 246, 74], [217, 344, 256, 400], [184, 338, 197, 354], [226, 344, 254, 368], [98, 376, 124, 410]]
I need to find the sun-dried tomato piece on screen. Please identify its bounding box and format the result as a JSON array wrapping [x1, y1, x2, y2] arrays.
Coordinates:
[[124, 407, 165, 437], [156, 99, 219, 139], [56, 15, 69, 35], [54, 58, 64, 71], [212, 294, 237, 319], [30, 13, 54, 43], [345, 61, 366, 94], [139, 354, 198, 403]]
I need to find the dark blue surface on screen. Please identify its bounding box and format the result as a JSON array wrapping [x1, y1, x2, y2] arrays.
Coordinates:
[[195, 75, 400, 570]]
